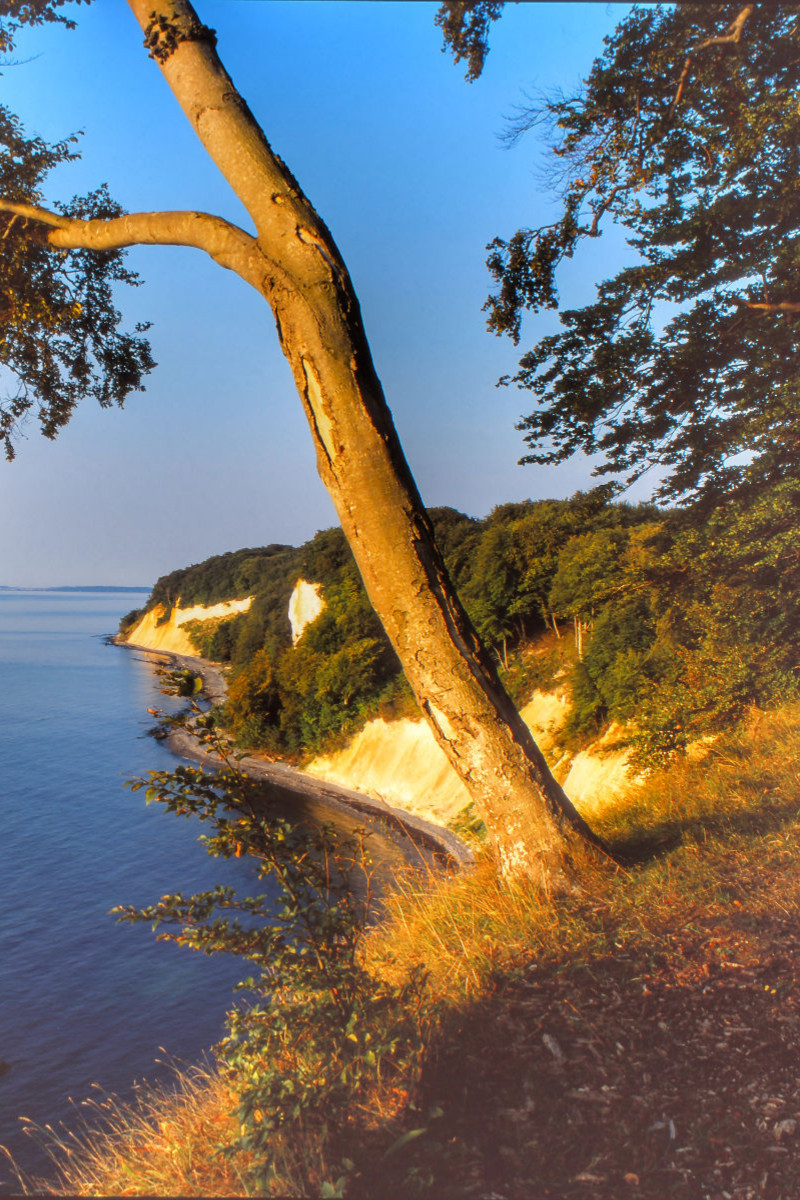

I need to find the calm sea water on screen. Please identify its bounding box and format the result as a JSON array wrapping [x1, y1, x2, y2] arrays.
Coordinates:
[[0, 590, 265, 1186]]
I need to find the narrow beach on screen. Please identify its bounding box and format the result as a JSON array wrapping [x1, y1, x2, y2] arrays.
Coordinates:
[[115, 638, 473, 872]]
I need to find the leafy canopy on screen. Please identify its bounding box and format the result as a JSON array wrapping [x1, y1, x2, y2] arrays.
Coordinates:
[[434, 0, 505, 82], [0, 0, 88, 54], [0, 2, 154, 459], [457, 3, 800, 506]]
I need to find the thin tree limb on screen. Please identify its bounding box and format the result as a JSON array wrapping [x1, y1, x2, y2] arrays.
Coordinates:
[[584, 100, 641, 235], [733, 298, 800, 315], [668, 5, 754, 120]]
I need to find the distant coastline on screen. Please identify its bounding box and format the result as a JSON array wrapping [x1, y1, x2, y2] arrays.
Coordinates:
[[0, 585, 150, 593]]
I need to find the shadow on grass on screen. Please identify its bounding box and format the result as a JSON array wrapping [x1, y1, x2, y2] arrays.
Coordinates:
[[609, 793, 800, 866], [353, 711, 800, 1196], [355, 889, 800, 1199]]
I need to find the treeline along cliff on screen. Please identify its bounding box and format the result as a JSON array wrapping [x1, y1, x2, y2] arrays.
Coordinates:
[[122, 482, 800, 767]]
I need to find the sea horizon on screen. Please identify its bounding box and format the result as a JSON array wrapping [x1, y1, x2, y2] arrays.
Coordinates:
[[0, 584, 151, 593]]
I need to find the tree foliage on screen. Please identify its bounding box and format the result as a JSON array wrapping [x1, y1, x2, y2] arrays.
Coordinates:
[[0, 83, 154, 459], [0, 0, 87, 55], [137, 474, 800, 767], [548, 480, 800, 758], [434, 0, 505, 82], [433, 4, 800, 753], [466, 3, 800, 506], [150, 544, 296, 611], [135, 496, 666, 757], [118, 702, 425, 1191]]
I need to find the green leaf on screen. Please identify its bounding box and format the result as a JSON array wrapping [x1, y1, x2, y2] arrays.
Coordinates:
[[382, 1127, 427, 1159]]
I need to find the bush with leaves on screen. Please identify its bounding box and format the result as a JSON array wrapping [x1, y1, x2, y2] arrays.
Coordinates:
[[118, 606, 145, 636], [149, 544, 298, 612], [631, 481, 800, 760], [115, 699, 427, 1191], [543, 483, 800, 758], [182, 613, 247, 663]]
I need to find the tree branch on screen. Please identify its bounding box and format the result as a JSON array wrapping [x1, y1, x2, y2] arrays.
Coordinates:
[[581, 101, 641, 236], [668, 5, 754, 120], [0, 200, 259, 275], [733, 298, 800, 315]]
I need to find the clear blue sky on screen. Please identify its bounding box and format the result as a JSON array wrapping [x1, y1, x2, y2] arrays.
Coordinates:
[[1, 1, 632, 587]]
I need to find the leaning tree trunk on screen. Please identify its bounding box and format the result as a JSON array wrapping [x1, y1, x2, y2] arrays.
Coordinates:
[[125, 0, 609, 885]]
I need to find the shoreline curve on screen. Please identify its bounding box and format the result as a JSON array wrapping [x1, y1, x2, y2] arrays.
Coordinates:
[[115, 636, 473, 872]]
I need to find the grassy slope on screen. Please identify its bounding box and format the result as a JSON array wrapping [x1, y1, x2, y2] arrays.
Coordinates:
[[14, 705, 800, 1198], [369, 705, 800, 1199]]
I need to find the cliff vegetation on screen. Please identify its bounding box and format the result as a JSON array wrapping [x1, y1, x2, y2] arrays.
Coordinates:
[[123, 481, 800, 769]]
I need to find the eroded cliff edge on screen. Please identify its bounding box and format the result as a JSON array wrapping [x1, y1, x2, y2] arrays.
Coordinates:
[[121, 587, 639, 837]]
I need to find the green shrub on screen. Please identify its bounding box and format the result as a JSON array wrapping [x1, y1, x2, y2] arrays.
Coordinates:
[[183, 614, 246, 662], [117, 707, 427, 1193], [118, 606, 145, 635]]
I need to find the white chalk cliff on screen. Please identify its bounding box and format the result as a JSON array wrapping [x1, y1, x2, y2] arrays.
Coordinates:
[[306, 684, 639, 826], [123, 596, 254, 657], [288, 579, 326, 645]]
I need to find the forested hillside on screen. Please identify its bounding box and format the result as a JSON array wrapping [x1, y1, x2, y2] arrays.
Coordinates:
[[126, 481, 800, 764]]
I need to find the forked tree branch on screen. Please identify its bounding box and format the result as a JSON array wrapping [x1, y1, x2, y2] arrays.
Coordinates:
[[668, 5, 754, 119]]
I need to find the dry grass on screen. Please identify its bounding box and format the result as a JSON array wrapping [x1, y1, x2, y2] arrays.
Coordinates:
[[5, 1063, 256, 1198], [368, 853, 564, 1002], [599, 704, 800, 848], [5, 1057, 346, 1198], [369, 704, 800, 1007]]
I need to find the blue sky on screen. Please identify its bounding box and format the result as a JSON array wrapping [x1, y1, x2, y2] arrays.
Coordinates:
[[0, 1, 631, 586]]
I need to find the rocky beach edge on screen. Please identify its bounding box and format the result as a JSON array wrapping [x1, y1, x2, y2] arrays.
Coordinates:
[[114, 637, 473, 872]]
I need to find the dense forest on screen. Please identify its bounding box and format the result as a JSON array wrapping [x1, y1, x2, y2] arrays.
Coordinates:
[[125, 478, 800, 766]]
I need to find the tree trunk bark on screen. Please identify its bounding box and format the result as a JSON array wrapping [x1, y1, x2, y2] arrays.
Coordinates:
[[575, 617, 584, 662], [125, 0, 610, 885]]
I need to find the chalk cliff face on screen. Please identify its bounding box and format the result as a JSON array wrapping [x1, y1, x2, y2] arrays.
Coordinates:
[[308, 718, 471, 825], [288, 579, 325, 645], [306, 685, 639, 826], [125, 585, 638, 827], [560, 724, 642, 816], [123, 597, 254, 657]]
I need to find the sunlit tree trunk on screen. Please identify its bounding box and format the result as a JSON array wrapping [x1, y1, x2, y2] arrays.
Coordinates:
[[113, 0, 610, 885], [546, 610, 561, 639]]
